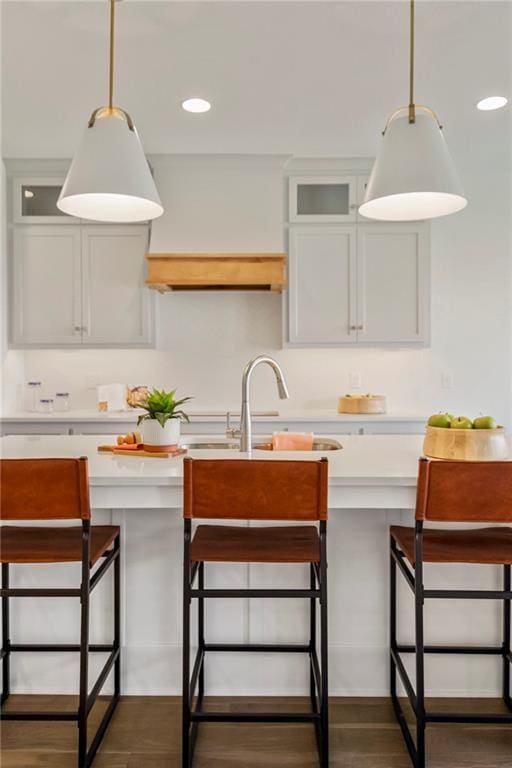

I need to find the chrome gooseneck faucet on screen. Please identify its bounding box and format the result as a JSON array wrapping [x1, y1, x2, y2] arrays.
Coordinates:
[[239, 355, 290, 452]]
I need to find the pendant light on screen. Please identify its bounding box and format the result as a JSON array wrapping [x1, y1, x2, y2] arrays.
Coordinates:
[[58, 0, 163, 223], [359, 0, 467, 221]]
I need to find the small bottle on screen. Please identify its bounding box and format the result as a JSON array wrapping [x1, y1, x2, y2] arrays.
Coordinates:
[[38, 398, 54, 414], [54, 392, 70, 412], [26, 381, 42, 412]]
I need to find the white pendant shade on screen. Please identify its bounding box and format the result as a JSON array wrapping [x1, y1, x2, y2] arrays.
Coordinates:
[[359, 106, 467, 221], [58, 115, 163, 222]]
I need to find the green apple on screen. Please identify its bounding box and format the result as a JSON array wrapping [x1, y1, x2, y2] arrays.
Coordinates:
[[427, 413, 452, 428], [451, 416, 473, 429], [473, 415, 497, 430]]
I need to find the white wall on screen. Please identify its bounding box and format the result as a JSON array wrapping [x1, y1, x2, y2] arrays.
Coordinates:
[[0, 7, 24, 415], [5, 143, 512, 425]]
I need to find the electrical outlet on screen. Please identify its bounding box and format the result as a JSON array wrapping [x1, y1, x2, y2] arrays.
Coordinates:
[[86, 373, 101, 390], [441, 371, 454, 389], [348, 371, 362, 390]]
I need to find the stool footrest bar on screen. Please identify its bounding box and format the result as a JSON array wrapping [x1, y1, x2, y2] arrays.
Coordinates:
[[397, 644, 504, 655], [190, 711, 321, 723], [424, 589, 512, 600], [0, 588, 81, 598], [191, 588, 320, 599], [203, 643, 310, 653], [0, 710, 77, 721], [426, 711, 512, 724], [9, 643, 114, 653]]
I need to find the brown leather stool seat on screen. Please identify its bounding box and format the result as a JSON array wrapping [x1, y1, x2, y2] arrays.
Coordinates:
[[0, 525, 120, 565], [191, 524, 320, 564], [391, 525, 512, 565]]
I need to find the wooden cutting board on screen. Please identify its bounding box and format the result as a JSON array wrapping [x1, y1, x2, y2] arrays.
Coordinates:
[[97, 445, 187, 459]]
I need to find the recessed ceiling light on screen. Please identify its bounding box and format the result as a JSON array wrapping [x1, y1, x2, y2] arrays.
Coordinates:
[[181, 98, 211, 114], [24, 190, 34, 198], [476, 96, 508, 111]]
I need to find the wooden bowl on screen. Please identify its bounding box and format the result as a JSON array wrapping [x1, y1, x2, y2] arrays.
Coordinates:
[[337, 395, 387, 414], [423, 426, 509, 461]]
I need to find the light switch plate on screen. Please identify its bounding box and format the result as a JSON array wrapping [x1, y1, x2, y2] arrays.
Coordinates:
[[349, 370, 362, 390], [441, 371, 454, 389]]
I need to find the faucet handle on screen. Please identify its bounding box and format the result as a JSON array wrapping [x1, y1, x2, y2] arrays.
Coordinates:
[[225, 411, 241, 439]]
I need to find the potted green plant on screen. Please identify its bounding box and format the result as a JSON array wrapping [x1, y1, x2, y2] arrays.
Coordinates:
[[137, 388, 192, 451]]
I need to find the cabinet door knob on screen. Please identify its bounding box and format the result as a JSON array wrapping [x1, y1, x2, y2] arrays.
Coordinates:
[[357, 324, 365, 331], [349, 325, 357, 331], [74, 325, 81, 332]]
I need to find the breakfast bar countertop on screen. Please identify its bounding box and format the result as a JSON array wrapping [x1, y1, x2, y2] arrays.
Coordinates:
[[0, 432, 426, 487]]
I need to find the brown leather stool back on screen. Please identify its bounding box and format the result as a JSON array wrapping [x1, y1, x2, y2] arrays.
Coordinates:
[[416, 458, 512, 523], [0, 457, 90, 520], [183, 458, 328, 521]]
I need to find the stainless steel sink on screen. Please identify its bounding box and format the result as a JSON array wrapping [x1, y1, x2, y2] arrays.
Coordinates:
[[184, 441, 240, 450], [184, 438, 342, 451]]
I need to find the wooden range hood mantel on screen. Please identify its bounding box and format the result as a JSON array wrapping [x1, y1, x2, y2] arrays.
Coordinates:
[[145, 253, 287, 292]]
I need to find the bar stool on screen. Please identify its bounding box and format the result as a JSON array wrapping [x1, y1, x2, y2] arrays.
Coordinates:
[[0, 457, 121, 768], [390, 458, 512, 768], [182, 457, 329, 768]]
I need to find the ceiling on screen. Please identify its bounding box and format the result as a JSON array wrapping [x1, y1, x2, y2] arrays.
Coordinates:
[[1, 0, 511, 158]]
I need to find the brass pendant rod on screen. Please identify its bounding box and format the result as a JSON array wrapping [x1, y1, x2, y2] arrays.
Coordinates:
[[108, 0, 115, 110], [408, 0, 416, 123]]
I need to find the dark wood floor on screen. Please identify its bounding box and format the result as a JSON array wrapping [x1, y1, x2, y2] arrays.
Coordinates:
[[1, 695, 511, 767]]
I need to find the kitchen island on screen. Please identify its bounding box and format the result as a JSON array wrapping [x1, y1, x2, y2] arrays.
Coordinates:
[[0, 433, 508, 699]]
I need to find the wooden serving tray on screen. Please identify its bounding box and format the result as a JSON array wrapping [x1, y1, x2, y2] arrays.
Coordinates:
[[98, 445, 187, 459], [337, 395, 386, 414]]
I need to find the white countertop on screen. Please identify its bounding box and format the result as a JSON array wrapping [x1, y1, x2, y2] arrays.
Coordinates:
[[1, 432, 429, 487], [0, 408, 426, 424]]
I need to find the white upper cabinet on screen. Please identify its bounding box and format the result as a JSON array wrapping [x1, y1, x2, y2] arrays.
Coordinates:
[[12, 227, 82, 345], [288, 227, 356, 343], [81, 227, 152, 346], [289, 176, 358, 222], [286, 222, 430, 347], [11, 225, 153, 348], [357, 225, 429, 344]]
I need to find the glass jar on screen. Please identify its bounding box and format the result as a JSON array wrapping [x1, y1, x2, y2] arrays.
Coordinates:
[[54, 392, 70, 412], [38, 398, 54, 414], [26, 381, 42, 412]]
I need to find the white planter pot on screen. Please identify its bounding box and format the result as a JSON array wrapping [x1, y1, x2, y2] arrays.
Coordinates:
[[141, 418, 180, 451]]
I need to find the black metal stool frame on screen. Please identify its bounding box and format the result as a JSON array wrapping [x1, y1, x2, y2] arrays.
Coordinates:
[[182, 519, 328, 768], [390, 524, 512, 768], [0, 521, 121, 768]]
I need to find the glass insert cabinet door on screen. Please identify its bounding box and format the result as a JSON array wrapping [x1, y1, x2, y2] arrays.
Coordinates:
[[13, 177, 78, 223], [289, 176, 358, 222]]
